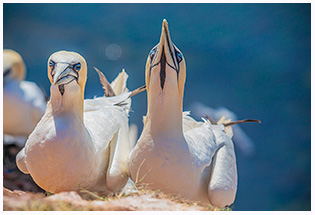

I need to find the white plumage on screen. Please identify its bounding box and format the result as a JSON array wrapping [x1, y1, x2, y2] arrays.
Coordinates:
[[128, 20, 237, 208], [3, 49, 46, 139], [190, 102, 256, 156], [16, 51, 132, 193]]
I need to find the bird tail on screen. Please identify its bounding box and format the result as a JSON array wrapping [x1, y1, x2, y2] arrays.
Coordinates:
[[110, 69, 129, 96]]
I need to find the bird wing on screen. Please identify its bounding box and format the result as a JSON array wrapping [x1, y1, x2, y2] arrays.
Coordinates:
[[84, 92, 132, 112], [105, 116, 131, 191], [191, 103, 256, 157], [183, 113, 237, 206], [183, 113, 219, 166], [182, 111, 204, 133], [84, 95, 131, 191], [208, 123, 238, 206], [110, 69, 129, 96], [129, 124, 138, 149], [16, 147, 29, 174], [84, 94, 130, 151]]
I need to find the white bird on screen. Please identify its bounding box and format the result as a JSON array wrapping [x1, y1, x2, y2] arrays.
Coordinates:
[[128, 20, 237, 208], [3, 49, 46, 143], [16, 51, 133, 194], [190, 102, 256, 156]]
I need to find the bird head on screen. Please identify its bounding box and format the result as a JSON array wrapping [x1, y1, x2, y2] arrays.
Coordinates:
[[145, 19, 186, 100], [47, 51, 87, 97], [3, 49, 26, 82]]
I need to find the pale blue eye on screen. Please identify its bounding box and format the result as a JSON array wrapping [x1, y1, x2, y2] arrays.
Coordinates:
[[176, 51, 182, 63], [49, 60, 55, 67], [150, 48, 156, 59], [74, 63, 81, 71]]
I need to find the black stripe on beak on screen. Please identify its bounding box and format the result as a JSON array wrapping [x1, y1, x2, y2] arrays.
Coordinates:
[[150, 45, 179, 90], [160, 46, 166, 89], [164, 27, 178, 73]]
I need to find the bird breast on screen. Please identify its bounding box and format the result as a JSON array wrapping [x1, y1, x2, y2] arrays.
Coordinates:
[[25, 114, 97, 193]]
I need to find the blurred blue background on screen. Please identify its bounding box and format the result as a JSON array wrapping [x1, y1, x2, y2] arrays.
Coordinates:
[[3, 3, 310, 211]]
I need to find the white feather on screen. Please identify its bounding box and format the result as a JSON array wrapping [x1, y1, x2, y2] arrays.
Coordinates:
[[16, 51, 132, 193], [190, 102, 256, 156], [128, 20, 238, 208]]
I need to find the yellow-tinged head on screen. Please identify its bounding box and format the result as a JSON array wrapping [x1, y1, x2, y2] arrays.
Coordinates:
[[47, 51, 87, 97], [145, 19, 186, 99], [3, 49, 26, 82]]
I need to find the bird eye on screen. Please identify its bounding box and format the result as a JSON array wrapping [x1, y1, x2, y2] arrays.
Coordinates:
[[149, 48, 157, 60], [49, 60, 55, 68], [74, 63, 81, 71], [175, 51, 183, 63]]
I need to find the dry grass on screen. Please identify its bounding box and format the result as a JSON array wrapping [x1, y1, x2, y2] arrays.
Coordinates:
[[77, 181, 231, 211], [4, 181, 232, 211], [4, 146, 231, 211], [3, 159, 232, 211]]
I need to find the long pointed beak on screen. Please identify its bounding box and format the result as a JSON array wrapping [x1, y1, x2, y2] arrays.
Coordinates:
[[147, 19, 181, 90], [157, 19, 174, 63], [53, 63, 77, 85], [155, 19, 178, 89], [160, 20, 171, 49]]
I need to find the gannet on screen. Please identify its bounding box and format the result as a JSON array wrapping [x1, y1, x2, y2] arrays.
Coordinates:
[[16, 51, 133, 193], [128, 20, 238, 208], [190, 102, 256, 156], [3, 49, 46, 139]]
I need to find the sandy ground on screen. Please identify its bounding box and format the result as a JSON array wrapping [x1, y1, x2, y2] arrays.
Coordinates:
[[3, 143, 229, 211], [3, 187, 218, 211]]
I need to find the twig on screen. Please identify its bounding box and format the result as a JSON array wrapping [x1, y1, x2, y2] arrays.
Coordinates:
[[223, 119, 261, 127], [128, 85, 146, 98], [79, 185, 107, 201]]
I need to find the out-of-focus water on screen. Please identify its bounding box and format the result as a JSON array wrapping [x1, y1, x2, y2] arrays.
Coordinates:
[[3, 3, 310, 211]]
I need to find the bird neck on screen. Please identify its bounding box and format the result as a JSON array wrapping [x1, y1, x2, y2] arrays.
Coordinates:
[[47, 85, 84, 122], [146, 85, 184, 142]]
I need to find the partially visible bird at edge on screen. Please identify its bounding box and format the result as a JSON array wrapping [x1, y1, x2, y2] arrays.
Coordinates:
[[3, 49, 47, 147]]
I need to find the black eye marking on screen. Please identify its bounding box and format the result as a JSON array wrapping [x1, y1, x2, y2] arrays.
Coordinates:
[[49, 60, 56, 77], [150, 47, 157, 60], [149, 45, 181, 89], [49, 60, 55, 67], [175, 50, 183, 63], [173, 47, 182, 77], [72, 63, 80, 83]]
